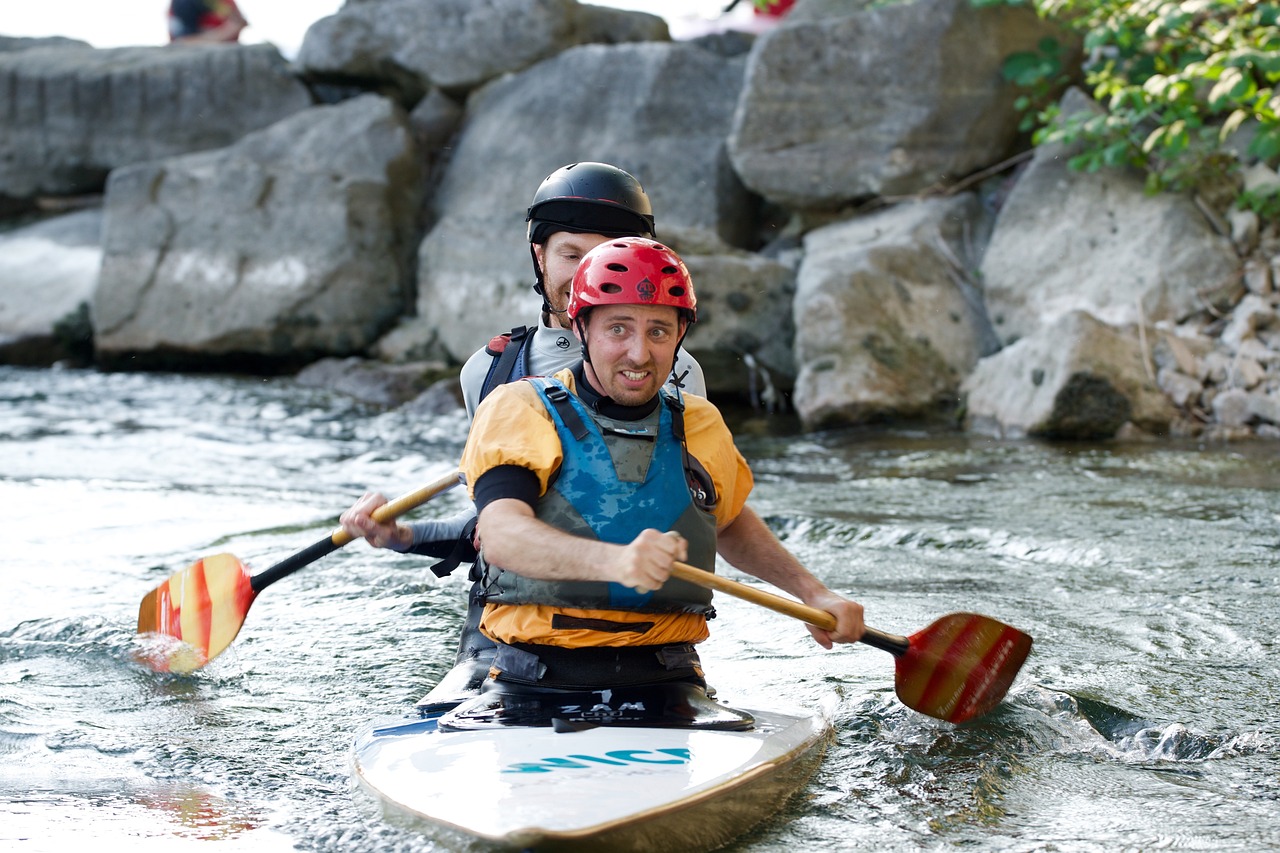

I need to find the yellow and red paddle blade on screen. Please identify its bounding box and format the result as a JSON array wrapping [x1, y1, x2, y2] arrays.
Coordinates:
[[136, 553, 257, 674], [892, 613, 1032, 724], [667, 563, 1032, 723]]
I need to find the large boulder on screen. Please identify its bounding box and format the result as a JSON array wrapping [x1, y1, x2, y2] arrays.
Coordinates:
[[0, 44, 312, 204], [386, 39, 752, 364], [792, 194, 996, 429], [729, 0, 1077, 209], [0, 209, 101, 365], [0, 36, 90, 53], [981, 89, 1241, 347], [683, 251, 796, 401], [296, 0, 669, 101], [961, 310, 1178, 438], [93, 95, 422, 370]]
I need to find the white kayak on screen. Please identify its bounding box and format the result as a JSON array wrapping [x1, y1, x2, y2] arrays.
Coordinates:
[[353, 683, 832, 852]]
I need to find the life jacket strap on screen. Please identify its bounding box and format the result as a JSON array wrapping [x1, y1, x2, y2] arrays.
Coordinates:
[[543, 382, 591, 440], [479, 325, 534, 404]]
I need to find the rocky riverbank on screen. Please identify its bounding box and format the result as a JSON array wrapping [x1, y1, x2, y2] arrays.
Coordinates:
[[1, 0, 1277, 439]]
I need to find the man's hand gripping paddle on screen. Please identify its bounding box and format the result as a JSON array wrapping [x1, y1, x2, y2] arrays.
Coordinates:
[[670, 563, 1032, 724], [136, 471, 464, 674]]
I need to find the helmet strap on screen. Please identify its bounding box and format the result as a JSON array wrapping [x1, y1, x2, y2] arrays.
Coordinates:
[[530, 244, 551, 307], [574, 315, 592, 365]]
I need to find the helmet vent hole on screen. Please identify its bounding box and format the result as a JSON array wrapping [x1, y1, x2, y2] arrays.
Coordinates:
[[600, 283, 624, 294], [668, 286, 686, 297], [605, 262, 629, 273], [661, 266, 678, 274]]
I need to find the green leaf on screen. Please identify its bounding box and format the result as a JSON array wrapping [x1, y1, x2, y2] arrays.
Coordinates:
[[1249, 126, 1280, 160], [1208, 67, 1246, 109]]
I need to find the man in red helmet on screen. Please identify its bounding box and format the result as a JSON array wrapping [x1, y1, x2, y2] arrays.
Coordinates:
[[446, 237, 863, 696]]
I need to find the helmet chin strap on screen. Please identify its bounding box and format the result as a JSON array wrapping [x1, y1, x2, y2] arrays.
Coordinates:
[[574, 316, 592, 365]]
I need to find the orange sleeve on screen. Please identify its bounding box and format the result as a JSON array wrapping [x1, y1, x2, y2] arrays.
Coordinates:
[[458, 371, 574, 499], [680, 395, 754, 529]]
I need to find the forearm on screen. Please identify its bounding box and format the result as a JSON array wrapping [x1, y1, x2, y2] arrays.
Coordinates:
[[479, 500, 619, 580], [478, 499, 687, 594], [717, 505, 864, 645], [715, 506, 828, 602]]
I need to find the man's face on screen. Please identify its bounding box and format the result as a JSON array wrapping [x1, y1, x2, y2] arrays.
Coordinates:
[[580, 303, 684, 406], [534, 232, 612, 329]]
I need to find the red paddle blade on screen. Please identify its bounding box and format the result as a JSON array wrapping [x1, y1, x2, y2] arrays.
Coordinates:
[[136, 553, 258, 674], [892, 613, 1032, 724]]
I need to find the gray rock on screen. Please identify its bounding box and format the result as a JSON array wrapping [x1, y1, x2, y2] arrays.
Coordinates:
[[0, 44, 312, 200], [793, 195, 994, 429], [729, 0, 1077, 208], [296, 0, 668, 99], [93, 95, 422, 369], [962, 311, 1177, 438], [0, 209, 102, 364], [1156, 366, 1202, 409], [1212, 387, 1251, 428], [295, 356, 455, 407], [0, 36, 90, 53], [682, 251, 796, 400], [980, 89, 1241, 347], [405, 39, 750, 363], [1248, 389, 1280, 425], [1219, 294, 1277, 351]]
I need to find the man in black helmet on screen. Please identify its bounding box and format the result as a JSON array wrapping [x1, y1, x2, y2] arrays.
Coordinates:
[[458, 162, 704, 416], [340, 163, 705, 708]]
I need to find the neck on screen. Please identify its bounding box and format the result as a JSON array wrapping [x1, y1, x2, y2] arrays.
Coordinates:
[[574, 364, 660, 419]]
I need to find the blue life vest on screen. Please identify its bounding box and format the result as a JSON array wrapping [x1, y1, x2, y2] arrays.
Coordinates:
[[480, 377, 718, 614]]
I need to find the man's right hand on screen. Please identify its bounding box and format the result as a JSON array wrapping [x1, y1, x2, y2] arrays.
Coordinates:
[[609, 529, 688, 594]]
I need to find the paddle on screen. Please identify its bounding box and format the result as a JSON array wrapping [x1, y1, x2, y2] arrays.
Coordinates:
[[136, 470, 464, 674], [669, 563, 1031, 724]]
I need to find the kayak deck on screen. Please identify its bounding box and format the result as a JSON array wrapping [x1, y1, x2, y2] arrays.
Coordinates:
[[353, 696, 832, 852]]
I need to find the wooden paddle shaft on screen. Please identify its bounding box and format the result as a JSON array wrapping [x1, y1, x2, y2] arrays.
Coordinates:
[[670, 562, 909, 657]]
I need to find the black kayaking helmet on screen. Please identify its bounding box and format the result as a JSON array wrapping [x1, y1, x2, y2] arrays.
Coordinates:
[[526, 162, 656, 315]]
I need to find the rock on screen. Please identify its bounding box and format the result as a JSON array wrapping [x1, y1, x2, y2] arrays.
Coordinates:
[[729, 0, 1079, 208], [295, 356, 455, 407], [1156, 367, 1202, 409], [1219, 294, 1277, 351], [980, 89, 1241, 347], [962, 311, 1177, 438], [402, 377, 466, 416], [0, 36, 90, 53], [0, 209, 101, 365], [682, 251, 796, 399], [1249, 390, 1280, 425], [1212, 387, 1251, 428], [402, 39, 750, 363], [0, 44, 312, 202], [93, 95, 422, 370], [1155, 329, 1211, 378], [296, 0, 668, 100], [792, 194, 996, 429]]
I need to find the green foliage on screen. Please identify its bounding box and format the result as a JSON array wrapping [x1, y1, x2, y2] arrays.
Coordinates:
[[992, 0, 1280, 221]]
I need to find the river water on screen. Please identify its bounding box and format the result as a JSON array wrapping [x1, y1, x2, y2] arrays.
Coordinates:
[[2, 364, 1277, 852]]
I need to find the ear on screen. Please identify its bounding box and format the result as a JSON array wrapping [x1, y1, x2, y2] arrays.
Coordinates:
[[532, 242, 547, 274]]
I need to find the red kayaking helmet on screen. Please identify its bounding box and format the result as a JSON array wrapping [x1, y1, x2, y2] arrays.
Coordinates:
[[568, 237, 697, 323], [526, 162, 655, 245]]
